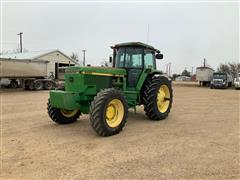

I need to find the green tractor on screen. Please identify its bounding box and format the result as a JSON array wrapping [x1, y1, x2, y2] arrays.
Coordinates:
[[47, 42, 173, 136]]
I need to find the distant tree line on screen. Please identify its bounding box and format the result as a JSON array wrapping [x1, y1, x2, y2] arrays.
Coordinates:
[[217, 62, 240, 78], [172, 69, 191, 80], [0, 48, 28, 55], [70, 52, 83, 65]]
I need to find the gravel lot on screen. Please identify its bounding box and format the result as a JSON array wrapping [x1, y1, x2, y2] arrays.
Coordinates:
[[1, 83, 240, 179]]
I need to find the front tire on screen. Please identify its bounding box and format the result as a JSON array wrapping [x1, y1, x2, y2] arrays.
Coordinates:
[[47, 99, 81, 124], [142, 76, 173, 120], [90, 88, 128, 137]]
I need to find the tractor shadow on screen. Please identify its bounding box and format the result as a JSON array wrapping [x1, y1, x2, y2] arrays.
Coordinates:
[[42, 109, 166, 138], [41, 115, 97, 138], [127, 110, 148, 122]]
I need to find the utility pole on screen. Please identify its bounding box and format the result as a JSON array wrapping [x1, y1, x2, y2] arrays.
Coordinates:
[[165, 63, 168, 75], [82, 50, 86, 66], [168, 62, 171, 77], [17, 32, 23, 53]]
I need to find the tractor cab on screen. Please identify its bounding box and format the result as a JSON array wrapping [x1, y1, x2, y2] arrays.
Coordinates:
[[111, 42, 163, 87]]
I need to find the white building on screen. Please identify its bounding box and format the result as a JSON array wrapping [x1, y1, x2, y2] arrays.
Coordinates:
[[0, 49, 77, 79]]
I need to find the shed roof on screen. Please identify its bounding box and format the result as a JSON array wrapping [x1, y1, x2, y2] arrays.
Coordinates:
[[0, 50, 54, 59], [0, 49, 77, 64]]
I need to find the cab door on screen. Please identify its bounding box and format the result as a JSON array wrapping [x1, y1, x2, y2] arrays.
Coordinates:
[[124, 48, 144, 87]]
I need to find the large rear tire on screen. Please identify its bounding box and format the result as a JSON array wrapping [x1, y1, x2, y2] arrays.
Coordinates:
[[47, 99, 81, 124], [90, 88, 128, 137], [142, 76, 173, 120]]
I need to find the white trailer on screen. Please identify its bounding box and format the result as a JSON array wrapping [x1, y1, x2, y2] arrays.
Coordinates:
[[0, 58, 55, 90], [196, 67, 214, 86]]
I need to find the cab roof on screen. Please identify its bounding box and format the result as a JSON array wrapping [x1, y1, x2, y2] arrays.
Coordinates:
[[111, 42, 160, 53]]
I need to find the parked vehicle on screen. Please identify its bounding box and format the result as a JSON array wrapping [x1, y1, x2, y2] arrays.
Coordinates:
[[0, 58, 55, 90], [47, 42, 173, 137], [175, 76, 191, 81], [210, 72, 233, 89], [196, 67, 214, 86], [234, 72, 240, 89]]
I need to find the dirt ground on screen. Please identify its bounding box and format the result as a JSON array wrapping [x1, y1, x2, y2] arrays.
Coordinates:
[[1, 83, 240, 179]]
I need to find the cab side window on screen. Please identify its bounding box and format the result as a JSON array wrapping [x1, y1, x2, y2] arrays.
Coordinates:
[[116, 48, 125, 68], [144, 52, 155, 69]]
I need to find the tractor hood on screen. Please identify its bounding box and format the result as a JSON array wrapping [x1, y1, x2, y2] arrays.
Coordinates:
[[65, 66, 126, 77]]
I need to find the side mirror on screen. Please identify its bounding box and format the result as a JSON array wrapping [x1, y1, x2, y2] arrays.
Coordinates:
[[156, 53, 163, 59], [109, 56, 113, 63]]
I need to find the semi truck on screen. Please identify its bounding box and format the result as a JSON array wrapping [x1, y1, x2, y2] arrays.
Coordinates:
[[210, 72, 233, 89], [196, 66, 214, 86], [0, 58, 55, 90]]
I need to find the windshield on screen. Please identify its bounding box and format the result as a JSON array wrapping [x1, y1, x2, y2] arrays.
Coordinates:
[[213, 74, 226, 79], [115, 47, 143, 68]]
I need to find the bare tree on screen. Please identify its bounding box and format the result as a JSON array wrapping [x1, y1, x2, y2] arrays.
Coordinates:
[[12, 47, 21, 53], [70, 52, 79, 61], [181, 69, 191, 77], [100, 59, 110, 67], [217, 62, 240, 78], [0, 50, 9, 55], [0, 48, 28, 55], [217, 64, 230, 74], [70, 52, 82, 65]]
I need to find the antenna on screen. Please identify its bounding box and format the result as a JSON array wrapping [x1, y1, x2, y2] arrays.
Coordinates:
[[147, 24, 149, 44]]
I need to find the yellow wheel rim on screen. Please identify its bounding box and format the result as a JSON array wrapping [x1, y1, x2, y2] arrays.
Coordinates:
[[105, 99, 124, 128], [157, 85, 170, 113], [60, 109, 78, 118]]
